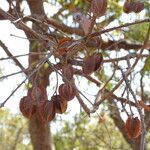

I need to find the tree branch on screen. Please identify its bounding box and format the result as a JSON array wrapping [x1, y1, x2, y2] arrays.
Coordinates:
[[90, 18, 150, 37], [0, 40, 25, 72]]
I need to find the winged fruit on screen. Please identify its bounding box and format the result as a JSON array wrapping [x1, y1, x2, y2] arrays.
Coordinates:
[[59, 83, 76, 101], [125, 117, 141, 139], [19, 96, 36, 119], [52, 95, 68, 114], [38, 100, 56, 122], [82, 53, 103, 75]]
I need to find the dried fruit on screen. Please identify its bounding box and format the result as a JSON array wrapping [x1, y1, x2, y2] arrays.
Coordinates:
[[52, 95, 67, 114], [133, 2, 144, 13], [39, 100, 56, 122], [83, 55, 96, 75], [62, 65, 74, 81], [19, 96, 36, 118], [59, 83, 76, 101], [91, 0, 107, 16], [125, 117, 141, 139], [82, 53, 103, 75], [123, 1, 144, 13], [123, 1, 132, 13]]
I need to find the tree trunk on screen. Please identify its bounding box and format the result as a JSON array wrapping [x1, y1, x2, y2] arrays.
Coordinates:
[[27, 0, 55, 150], [29, 116, 55, 150], [132, 137, 146, 150]]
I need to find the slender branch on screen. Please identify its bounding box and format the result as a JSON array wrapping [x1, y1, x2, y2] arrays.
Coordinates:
[[103, 54, 150, 63], [45, 17, 84, 36], [73, 68, 136, 108], [47, 61, 94, 106], [0, 52, 54, 108], [90, 18, 150, 37], [94, 46, 145, 108], [0, 52, 48, 61], [0, 70, 25, 80], [0, 40, 25, 72], [75, 91, 91, 116], [119, 67, 146, 149], [0, 8, 53, 43]]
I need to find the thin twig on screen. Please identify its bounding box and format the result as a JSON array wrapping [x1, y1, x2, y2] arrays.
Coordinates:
[[0, 40, 25, 72], [0, 52, 54, 108], [91, 18, 150, 37], [0, 52, 48, 61], [75, 91, 91, 116], [103, 54, 150, 63], [47, 61, 94, 106], [0, 70, 25, 80]]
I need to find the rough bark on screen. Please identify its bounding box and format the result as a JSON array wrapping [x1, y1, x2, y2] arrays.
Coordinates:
[[132, 137, 142, 150], [29, 116, 54, 150], [27, 0, 55, 150]]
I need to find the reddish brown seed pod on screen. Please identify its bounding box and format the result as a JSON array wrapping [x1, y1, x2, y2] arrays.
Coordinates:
[[123, 1, 132, 13], [90, 0, 107, 16], [52, 95, 68, 114], [82, 53, 103, 75], [133, 2, 144, 13], [82, 55, 96, 75], [38, 100, 56, 122], [19, 96, 36, 119], [62, 65, 74, 81], [59, 83, 76, 101], [125, 117, 141, 139]]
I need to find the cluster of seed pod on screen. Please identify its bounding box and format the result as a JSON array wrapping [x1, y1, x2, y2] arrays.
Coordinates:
[[19, 85, 68, 122], [123, 1, 144, 13], [82, 53, 103, 75], [19, 85, 47, 119], [20, 53, 103, 121], [125, 116, 142, 139]]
